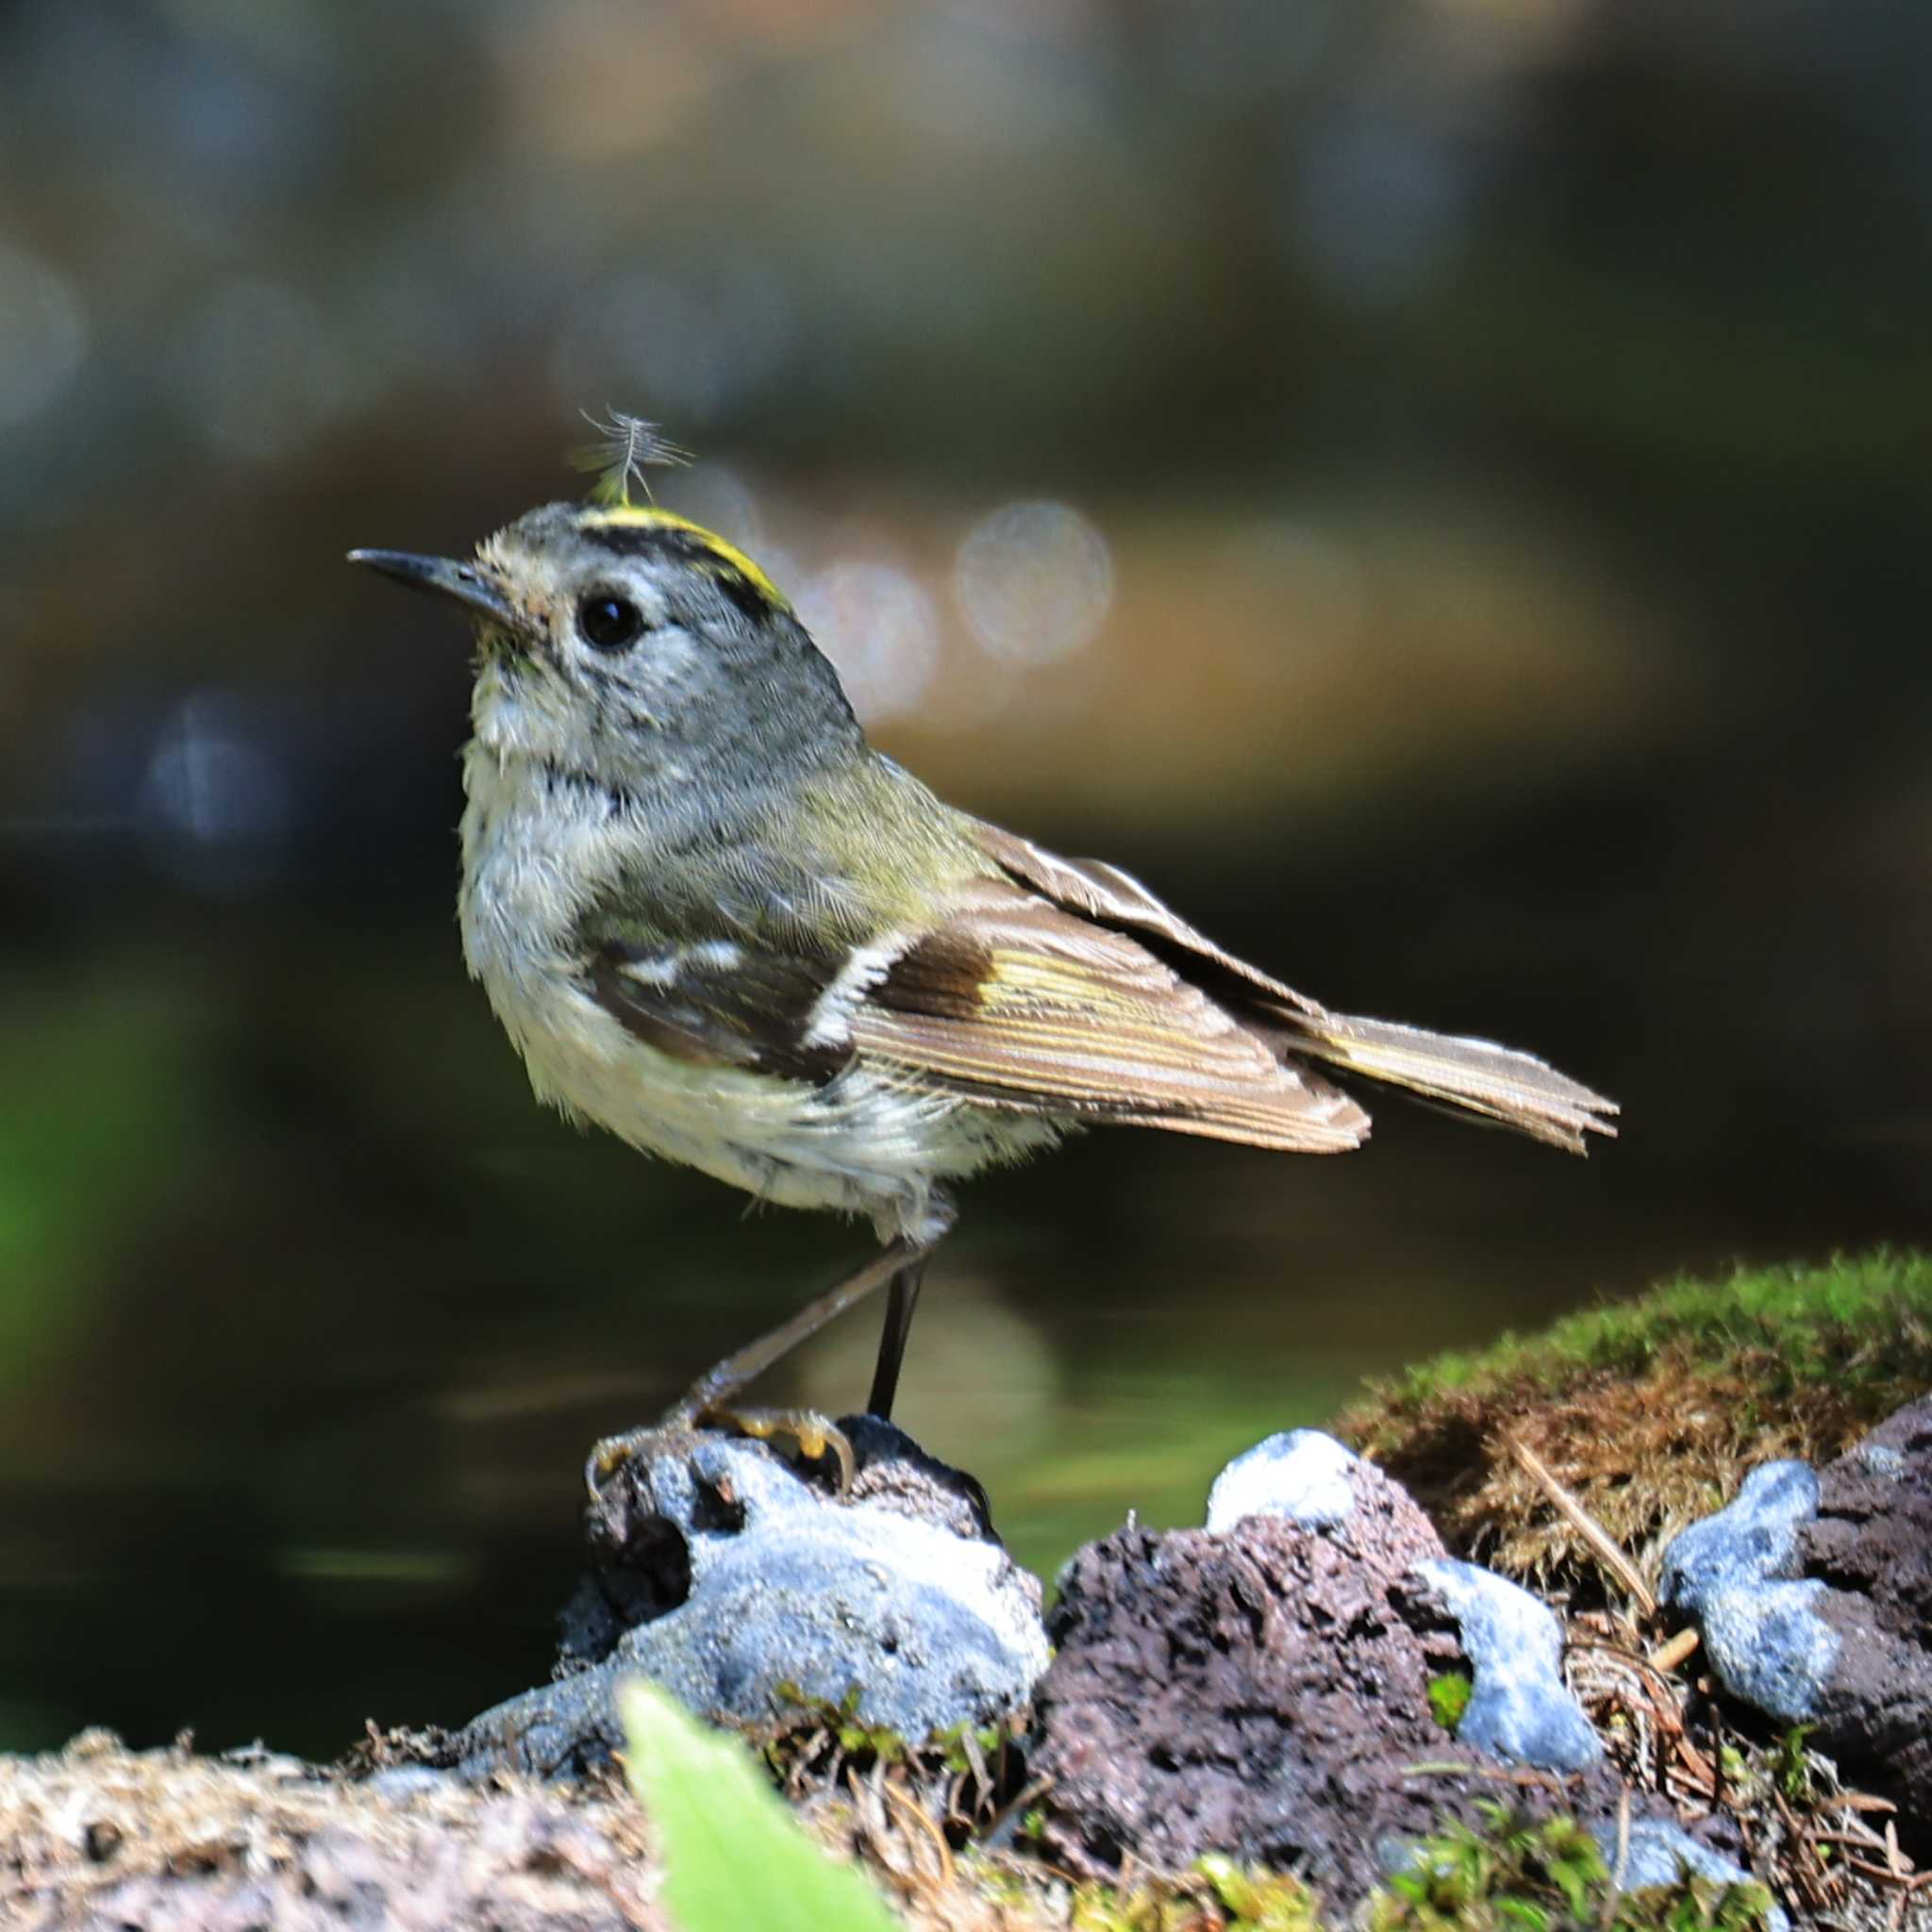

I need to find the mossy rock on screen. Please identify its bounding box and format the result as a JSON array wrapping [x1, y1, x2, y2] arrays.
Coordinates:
[[1334, 1250, 1932, 1585]]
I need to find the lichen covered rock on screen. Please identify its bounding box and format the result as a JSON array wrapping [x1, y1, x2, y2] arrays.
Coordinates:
[[1205, 1428, 1361, 1532], [1409, 1557, 1602, 1774], [1659, 1460, 1837, 1724], [1660, 1395, 1932, 1844], [458, 1418, 1049, 1777]]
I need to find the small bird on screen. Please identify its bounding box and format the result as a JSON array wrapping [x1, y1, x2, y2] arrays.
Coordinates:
[[350, 496, 1615, 1483]]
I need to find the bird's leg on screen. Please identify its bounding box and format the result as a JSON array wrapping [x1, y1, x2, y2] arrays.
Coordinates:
[[862, 1193, 956, 1424], [680, 1236, 924, 1418], [865, 1252, 929, 1423], [586, 1233, 935, 1496]]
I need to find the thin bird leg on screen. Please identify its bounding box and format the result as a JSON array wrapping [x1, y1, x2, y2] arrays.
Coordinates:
[[865, 1253, 929, 1422], [585, 1234, 934, 1497], [681, 1235, 927, 1416]]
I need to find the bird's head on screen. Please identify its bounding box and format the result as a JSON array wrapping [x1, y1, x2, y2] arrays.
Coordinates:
[[351, 502, 861, 791]]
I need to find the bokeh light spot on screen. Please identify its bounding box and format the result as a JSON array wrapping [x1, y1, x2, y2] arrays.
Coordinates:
[[138, 694, 291, 895], [954, 500, 1113, 666]]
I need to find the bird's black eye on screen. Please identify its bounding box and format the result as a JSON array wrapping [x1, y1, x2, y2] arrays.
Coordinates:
[[576, 592, 646, 652]]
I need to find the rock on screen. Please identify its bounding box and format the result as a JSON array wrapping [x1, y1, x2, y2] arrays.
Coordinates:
[[1206, 1428, 1360, 1532], [1658, 1461, 1838, 1724], [1796, 1394, 1932, 1837], [1038, 1433, 1790, 1909], [457, 1418, 1048, 1777], [1659, 1459, 1821, 1615], [1660, 1398, 1932, 1842], [1203, 1433, 1600, 1774], [1032, 1446, 1633, 1910], [1408, 1558, 1601, 1773]]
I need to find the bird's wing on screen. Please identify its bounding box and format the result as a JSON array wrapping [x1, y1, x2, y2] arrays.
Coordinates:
[[969, 819, 1618, 1154], [579, 888, 1364, 1151], [841, 877, 1369, 1152], [584, 939, 853, 1085]]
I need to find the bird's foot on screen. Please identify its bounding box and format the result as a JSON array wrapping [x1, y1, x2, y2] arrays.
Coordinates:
[[583, 1412, 700, 1500], [705, 1405, 857, 1491], [584, 1404, 855, 1500]]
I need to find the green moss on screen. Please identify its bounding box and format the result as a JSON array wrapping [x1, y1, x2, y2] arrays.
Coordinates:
[[1372, 1803, 1775, 1932], [1067, 1857, 1322, 1930], [1428, 1672, 1474, 1734], [1194, 1857, 1326, 1930], [766, 1683, 910, 1768], [1361, 1250, 1932, 1407], [1336, 1250, 1932, 1579], [1771, 1724, 1818, 1805]]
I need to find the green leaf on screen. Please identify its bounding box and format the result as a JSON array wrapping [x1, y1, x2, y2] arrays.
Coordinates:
[[619, 1677, 905, 1932]]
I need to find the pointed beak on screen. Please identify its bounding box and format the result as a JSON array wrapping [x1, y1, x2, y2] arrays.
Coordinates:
[[346, 549, 520, 628]]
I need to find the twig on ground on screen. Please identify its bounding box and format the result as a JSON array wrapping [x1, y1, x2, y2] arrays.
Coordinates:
[[1645, 1627, 1701, 1674], [1507, 1435, 1657, 1616]]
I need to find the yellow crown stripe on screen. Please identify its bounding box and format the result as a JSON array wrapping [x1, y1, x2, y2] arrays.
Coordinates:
[[582, 507, 790, 610]]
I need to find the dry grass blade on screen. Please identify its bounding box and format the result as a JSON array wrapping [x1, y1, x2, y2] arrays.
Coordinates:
[[1845, 1856, 1929, 1885], [1671, 1733, 1719, 1799], [1507, 1435, 1657, 1615]]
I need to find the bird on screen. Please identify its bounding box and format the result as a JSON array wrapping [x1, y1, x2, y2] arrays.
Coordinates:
[[349, 495, 1616, 1486]]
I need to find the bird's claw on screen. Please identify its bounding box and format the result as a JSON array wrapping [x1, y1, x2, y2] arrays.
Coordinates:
[[703, 1405, 857, 1492], [583, 1405, 855, 1499]]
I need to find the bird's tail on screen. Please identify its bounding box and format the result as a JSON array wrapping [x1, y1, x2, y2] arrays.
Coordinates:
[[1282, 1009, 1618, 1154]]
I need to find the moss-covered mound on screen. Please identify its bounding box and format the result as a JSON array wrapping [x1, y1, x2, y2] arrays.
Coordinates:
[[1334, 1250, 1932, 1583]]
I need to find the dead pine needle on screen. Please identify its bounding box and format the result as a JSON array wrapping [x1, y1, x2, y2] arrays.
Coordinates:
[[1506, 1434, 1657, 1617], [881, 1777, 956, 1890]]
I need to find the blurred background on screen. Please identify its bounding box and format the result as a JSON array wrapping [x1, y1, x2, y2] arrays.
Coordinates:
[[1, 0, 1928, 1759]]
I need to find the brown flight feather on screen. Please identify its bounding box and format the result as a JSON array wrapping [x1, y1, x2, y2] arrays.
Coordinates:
[[967, 820, 1618, 1155], [847, 880, 1369, 1152]]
